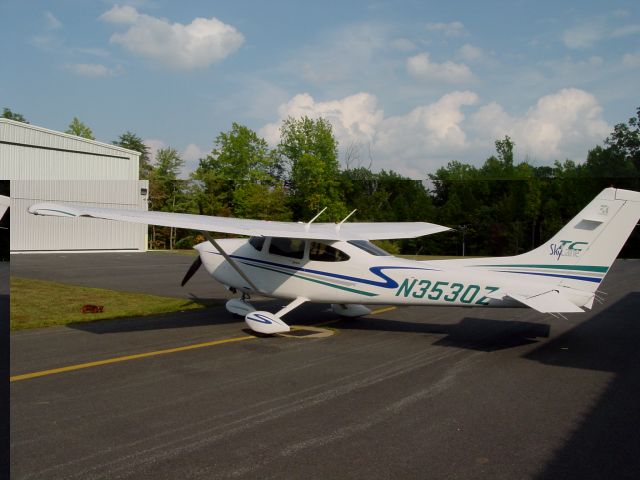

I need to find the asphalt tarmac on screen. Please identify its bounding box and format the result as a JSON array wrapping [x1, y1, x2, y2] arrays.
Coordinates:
[[9, 253, 640, 479]]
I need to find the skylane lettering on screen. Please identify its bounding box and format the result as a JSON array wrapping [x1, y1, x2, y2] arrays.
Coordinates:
[[395, 278, 499, 305]]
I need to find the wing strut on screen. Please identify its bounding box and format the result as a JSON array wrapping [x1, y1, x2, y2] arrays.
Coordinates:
[[202, 232, 261, 293]]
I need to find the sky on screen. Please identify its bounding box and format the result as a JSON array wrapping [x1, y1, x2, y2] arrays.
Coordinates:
[[2, 0, 639, 178]]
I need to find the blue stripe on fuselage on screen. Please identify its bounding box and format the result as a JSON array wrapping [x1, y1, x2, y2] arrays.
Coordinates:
[[206, 251, 439, 289], [493, 270, 602, 283]]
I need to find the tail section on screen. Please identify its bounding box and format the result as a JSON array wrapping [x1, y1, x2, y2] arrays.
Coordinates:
[[469, 188, 640, 293]]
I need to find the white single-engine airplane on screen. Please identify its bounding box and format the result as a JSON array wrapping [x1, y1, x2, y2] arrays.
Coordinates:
[[0, 195, 9, 223], [28, 187, 640, 334]]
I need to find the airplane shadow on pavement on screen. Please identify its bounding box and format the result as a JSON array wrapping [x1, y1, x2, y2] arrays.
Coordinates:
[[335, 315, 551, 352], [526, 292, 640, 480]]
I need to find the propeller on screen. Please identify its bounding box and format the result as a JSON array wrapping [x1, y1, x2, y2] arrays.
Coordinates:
[[181, 256, 203, 287]]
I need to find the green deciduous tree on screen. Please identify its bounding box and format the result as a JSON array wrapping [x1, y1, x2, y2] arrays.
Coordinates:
[[192, 123, 290, 220], [113, 131, 152, 180], [2, 107, 28, 123], [65, 117, 94, 139], [148, 147, 187, 249], [606, 106, 640, 171], [278, 116, 346, 221]]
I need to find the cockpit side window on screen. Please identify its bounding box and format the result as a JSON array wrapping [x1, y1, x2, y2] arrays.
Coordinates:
[[269, 237, 305, 259], [347, 240, 391, 256], [309, 242, 350, 262], [249, 236, 265, 251]]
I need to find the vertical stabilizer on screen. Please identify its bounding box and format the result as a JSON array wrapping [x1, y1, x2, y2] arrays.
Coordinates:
[[471, 188, 640, 293]]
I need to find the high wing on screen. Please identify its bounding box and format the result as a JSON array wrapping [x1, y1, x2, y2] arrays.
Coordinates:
[[28, 202, 451, 240]]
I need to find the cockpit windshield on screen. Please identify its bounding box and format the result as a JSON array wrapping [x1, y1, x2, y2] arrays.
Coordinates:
[[347, 240, 391, 256]]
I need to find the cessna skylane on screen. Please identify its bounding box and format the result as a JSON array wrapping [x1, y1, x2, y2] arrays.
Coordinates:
[[0, 195, 9, 222], [28, 187, 640, 334]]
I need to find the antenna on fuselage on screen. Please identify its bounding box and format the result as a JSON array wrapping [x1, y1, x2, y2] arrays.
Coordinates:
[[305, 207, 327, 232], [336, 209, 357, 235]]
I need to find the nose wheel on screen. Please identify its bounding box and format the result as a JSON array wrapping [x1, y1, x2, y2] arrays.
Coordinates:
[[244, 297, 308, 334]]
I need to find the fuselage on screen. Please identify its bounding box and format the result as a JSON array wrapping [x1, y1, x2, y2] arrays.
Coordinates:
[[195, 238, 594, 309]]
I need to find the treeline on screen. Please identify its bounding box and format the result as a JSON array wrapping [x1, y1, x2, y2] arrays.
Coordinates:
[[4, 107, 639, 257]]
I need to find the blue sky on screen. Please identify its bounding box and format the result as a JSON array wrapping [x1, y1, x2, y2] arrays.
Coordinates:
[[2, 0, 639, 177]]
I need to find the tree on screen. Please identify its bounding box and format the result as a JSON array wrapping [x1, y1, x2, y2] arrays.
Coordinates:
[[113, 131, 152, 180], [2, 107, 28, 123], [65, 117, 95, 139], [605, 106, 640, 171], [201, 123, 281, 186], [193, 123, 289, 220], [278, 116, 347, 221], [148, 148, 185, 249]]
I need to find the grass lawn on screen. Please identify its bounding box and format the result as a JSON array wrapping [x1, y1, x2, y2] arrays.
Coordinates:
[[10, 277, 208, 330]]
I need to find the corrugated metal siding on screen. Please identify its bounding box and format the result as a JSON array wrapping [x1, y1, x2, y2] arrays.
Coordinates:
[[0, 119, 138, 180], [0, 144, 137, 180], [11, 180, 148, 252], [1, 119, 148, 252]]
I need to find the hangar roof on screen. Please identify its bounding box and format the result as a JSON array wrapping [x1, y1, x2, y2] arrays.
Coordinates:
[[0, 118, 140, 158]]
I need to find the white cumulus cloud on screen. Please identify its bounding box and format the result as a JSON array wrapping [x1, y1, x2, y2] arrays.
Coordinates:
[[407, 52, 475, 83], [44, 11, 62, 30], [457, 44, 485, 62], [260, 92, 384, 149], [622, 52, 640, 68], [373, 91, 479, 175], [469, 88, 610, 160], [261, 88, 611, 178], [100, 5, 244, 69], [65, 63, 122, 77], [425, 21, 467, 37]]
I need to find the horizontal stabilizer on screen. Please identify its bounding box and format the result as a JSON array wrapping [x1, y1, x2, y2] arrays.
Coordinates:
[[508, 290, 583, 313]]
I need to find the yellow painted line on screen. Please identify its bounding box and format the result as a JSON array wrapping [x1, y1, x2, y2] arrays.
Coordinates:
[[10, 335, 254, 382], [370, 306, 397, 315], [10, 306, 399, 382]]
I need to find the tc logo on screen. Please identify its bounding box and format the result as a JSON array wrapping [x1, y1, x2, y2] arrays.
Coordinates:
[[549, 240, 588, 260]]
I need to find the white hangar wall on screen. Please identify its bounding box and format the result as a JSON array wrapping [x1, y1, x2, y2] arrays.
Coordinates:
[[0, 119, 148, 252], [11, 181, 148, 252]]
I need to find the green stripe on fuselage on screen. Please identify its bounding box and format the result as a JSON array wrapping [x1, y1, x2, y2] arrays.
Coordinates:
[[241, 261, 378, 297], [476, 264, 608, 273]]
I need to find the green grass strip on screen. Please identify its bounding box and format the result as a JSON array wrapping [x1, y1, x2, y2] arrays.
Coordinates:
[[10, 277, 208, 330]]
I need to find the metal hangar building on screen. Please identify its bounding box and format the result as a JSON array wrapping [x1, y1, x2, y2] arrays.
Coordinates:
[[0, 118, 149, 252]]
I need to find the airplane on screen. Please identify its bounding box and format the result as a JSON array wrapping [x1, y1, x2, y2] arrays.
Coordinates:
[[0, 194, 9, 222], [28, 187, 640, 334]]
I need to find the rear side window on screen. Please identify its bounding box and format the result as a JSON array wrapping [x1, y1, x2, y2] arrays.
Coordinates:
[[269, 237, 305, 259], [347, 240, 391, 256], [309, 242, 350, 262], [249, 236, 265, 251]]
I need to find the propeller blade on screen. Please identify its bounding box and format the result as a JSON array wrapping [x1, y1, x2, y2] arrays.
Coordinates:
[[181, 256, 203, 287]]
